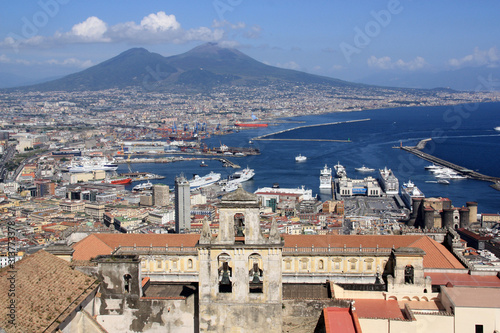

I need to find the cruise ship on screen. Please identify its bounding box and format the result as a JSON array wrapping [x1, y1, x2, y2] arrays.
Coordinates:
[[67, 157, 118, 173], [334, 162, 347, 178], [220, 168, 255, 192], [189, 172, 221, 190], [379, 167, 399, 195], [319, 165, 332, 189], [401, 180, 425, 210]]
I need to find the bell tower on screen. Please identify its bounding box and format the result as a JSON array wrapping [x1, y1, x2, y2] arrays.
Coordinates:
[[198, 186, 283, 332]]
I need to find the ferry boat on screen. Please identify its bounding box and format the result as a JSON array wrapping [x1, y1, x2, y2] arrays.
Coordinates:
[[227, 167, 255, 184], [295, 154, 307, 162], [319, 165, 332, 189], [189, 172, 221, 190], [334, 162, 347, 178], [355, 165, 375, 172], [379, 167, 399, 195], [401, 180, 425, 210], [67, 157, 118, 173]]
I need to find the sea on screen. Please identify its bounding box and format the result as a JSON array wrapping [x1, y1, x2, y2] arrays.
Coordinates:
[[118, 102, 500, 214]]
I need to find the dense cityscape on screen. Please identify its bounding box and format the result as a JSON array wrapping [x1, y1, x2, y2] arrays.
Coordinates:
[[1, 1, 500, 331], [1, 80, 500, 332]]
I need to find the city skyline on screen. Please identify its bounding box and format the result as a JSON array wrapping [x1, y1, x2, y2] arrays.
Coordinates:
[[1, 1, 500, 87]]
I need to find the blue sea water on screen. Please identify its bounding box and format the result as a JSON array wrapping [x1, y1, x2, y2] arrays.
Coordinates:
[[119, 102, 500, 214]]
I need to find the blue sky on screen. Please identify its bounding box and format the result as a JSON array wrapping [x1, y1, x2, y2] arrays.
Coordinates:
[[1, 0, 499, 83]]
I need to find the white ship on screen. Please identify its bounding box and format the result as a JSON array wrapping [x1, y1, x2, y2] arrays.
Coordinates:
[[295, 154, 307, 162], [355, 165, 375, 172], [189, 172, 221, 190], [132, 181, 153, 192], [334, 162, 347, 178], [401, 180, 425, 210], [67, 157, 118, 173], [220, 168, 255, 193], [379, 167, 399, 195], [319, 165, 332, 189]]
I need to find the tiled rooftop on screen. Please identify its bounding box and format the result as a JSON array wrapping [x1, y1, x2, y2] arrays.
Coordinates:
[[0, 250, 98, 333], [353, 299, 405, 320]]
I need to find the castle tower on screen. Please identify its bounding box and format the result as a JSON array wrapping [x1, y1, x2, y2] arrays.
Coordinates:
[[197, 186, 283, 333]]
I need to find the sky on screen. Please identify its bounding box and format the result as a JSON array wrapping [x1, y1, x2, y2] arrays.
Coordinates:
[[1, 0, 499, 84]]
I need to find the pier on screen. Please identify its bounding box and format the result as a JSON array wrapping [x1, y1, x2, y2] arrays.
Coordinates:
[[251, 118, 370, 142], [399, 139, 500, 188], [116, 156, 241, 168]]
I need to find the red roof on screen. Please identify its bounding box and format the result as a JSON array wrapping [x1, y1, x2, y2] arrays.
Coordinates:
[[282, 234, 464, 269], [353, 299, 405, 320], [323, 307, 359, 333], [426, 273, 500, 287], [72, 233, 201, 260]]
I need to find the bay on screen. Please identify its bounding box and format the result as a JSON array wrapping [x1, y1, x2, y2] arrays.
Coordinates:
[[118, 102, 500, 214]]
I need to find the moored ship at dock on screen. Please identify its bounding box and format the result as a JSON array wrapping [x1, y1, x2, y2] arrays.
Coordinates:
[[401, 180, 425, 210], [319, 165, 332, 189]]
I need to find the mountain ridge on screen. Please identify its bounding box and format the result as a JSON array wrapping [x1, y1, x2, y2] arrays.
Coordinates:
[[11, 43, 361, 92]]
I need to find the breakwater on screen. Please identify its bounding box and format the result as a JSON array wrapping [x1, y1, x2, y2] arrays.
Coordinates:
[[399, 139, 500, 189], [251, 118, 370, 142]]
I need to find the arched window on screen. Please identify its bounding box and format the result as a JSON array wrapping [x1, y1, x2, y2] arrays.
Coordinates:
[[123, 274, 132, 293], [218, 253, 232, 293], [187, 258, 193, 269], [318, 260, 324, 270], [249, 254, 263, 293], [234, 213, 245, 237], [404, 265, 414, 284]]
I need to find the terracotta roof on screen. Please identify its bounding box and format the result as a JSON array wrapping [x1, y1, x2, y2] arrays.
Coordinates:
[[426, 273, 500, 287], [353, 299, 405, 320], [407, 236, 464, 269], [72, 233, 201, 260], [323, 307, 358, 333], [282, 234, 464, 269], [442, 286, 500, 308], [0, 250, 98, 333]]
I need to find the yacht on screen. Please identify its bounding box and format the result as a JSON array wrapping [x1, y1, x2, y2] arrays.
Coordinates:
[[132, 181, 153, 192], [319, 165, 332, 189], [295, 154, 307, 162]]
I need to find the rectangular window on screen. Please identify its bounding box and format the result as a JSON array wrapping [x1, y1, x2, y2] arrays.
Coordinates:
[[156, 260, 162, 269], [475, 325, 483, 333]]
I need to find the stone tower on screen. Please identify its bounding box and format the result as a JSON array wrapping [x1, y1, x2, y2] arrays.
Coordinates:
[[197, 186, 283, 332]]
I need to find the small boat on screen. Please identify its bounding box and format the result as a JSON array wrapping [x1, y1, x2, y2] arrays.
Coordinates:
[[200, 161, 208, 167], [295, 154, 307, 162], [424, 163, 441, 171], [355, 165, 375, 172], [437, 179, 450, 184], [495, 126, 500, 132]]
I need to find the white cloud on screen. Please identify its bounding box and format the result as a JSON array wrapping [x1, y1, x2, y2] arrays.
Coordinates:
[[0, 54, 92, 67], [367, 55, 427, 71], [70, 16, 109, 42], [140, 12, 180, 32], [448, 47, 499, 68], [1, 11, 231, 48], [277, 61, 301, 70]]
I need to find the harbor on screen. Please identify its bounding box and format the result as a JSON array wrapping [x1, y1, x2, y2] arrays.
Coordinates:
[[399, 139, 500, 189]]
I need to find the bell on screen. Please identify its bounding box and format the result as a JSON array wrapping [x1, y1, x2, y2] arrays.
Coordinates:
[[251, 272, 260, 284], [220, 271, 231, 285]]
